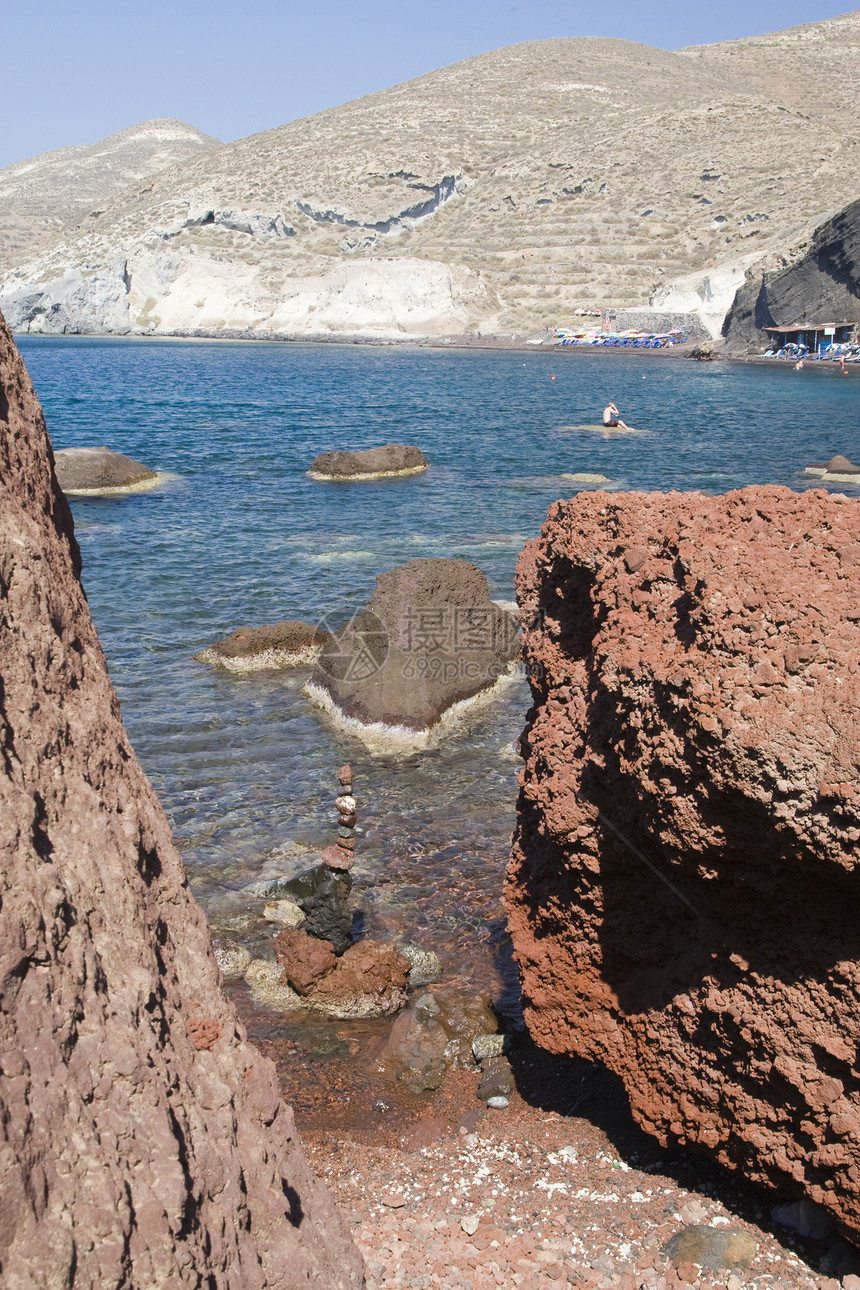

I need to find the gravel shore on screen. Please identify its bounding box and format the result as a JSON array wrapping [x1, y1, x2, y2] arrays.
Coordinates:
[[298, 1050, 860, 1290]]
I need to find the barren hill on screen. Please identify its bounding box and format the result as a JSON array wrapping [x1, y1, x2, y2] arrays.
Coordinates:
[[4, 14, 860, 340], [0, 118, 222, 267]]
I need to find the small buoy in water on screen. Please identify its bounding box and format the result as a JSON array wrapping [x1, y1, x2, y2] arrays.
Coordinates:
[[551, 376, 556, 380]]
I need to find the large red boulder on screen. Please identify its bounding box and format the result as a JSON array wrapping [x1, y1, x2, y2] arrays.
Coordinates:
[[507, 485, 860, 1237], [0, 311, 364, 1288]]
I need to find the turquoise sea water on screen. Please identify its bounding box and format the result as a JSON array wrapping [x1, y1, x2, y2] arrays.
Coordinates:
[[18, 336, 860, 1022]]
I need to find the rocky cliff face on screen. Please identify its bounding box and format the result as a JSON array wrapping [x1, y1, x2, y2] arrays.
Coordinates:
[[723, 196, 860, 351], [6, 13, 860, 340], [0, 311, 362, 1286], [507, 486, 860, 1237]]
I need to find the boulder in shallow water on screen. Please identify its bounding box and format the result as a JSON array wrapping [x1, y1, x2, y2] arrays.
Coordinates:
[[308, 442, 427, 480], [310, 557, 519, 731], [307, 940, 411, 1018], [277, 862, 353, 955], [508, 483, 860, 1239], [197, 618, 331, 669], [274, 927, 338, 995], [379, 987, 499, 1093], [804, 453, 860, 481], [53, 445, 160, 493]]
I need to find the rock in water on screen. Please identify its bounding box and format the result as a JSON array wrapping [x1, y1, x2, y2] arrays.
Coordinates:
[[804, 454, 860, 483], [279, 862, 353, 954], [379, 987, 499, 1092], [196, 619, 332, 669], [0, 311, 363, 1287], [273, 932, 410, 1019], [53, 445, 160, 493], [507, 485, 860, 1240], [311, 557, 519, 730], [308, 443, 428, 480]]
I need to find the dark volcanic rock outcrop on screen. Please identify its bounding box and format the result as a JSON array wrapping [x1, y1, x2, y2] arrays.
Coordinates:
[[197, 619, 331, 669], [0, 312, 363, 1286], [310, 558, 519, 731], [723, 196, 860, 351], [53, 444, 160, 492], [507, 486, 860, 1237], [308, 443, 427, 480]]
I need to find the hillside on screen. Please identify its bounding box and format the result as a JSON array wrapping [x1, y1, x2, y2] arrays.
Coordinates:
[[0, 119, 222, 267], [3, 14, 860, 340]]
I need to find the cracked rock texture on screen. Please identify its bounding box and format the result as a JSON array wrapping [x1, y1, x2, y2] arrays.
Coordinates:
[[0, 310, 363, 1288], [507, 485, 860, 1239]]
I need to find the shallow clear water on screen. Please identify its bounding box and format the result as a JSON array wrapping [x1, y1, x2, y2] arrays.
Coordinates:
[[19, 336, 860, 1024]]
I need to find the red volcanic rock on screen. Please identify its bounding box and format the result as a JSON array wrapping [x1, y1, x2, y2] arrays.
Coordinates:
[[274, 926, 338, 994], [0, 312, 363, 1288], [308, 940, 411, 1018], [507, 486, 860, 1238]]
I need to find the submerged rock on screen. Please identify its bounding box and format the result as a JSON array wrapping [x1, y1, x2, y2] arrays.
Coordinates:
[[310, 557, 519, 731], [508, 484, 860, 1240], [197, 619, 331, 669], [398, 942, 443, 986], [0, 312, 363, 1287], [53, 444, 160, 493], [379, 987, 499, 1093], [308, 443, 427, 480], [213, 938, 253, 980]]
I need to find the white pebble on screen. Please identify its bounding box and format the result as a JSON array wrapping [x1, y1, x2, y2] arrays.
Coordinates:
[[460, 1214, 480, 1236], [335, 794, 356, 814], [487, 1095, 509, 1110]]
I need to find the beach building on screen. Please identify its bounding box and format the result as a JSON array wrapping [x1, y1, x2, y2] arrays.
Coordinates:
[[764, 322, 855, 353]]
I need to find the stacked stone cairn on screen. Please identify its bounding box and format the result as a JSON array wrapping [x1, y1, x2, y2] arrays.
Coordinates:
[[323, 764, 356, 871], [275, 765, 357, 957], [270, 764, 411, 1017]]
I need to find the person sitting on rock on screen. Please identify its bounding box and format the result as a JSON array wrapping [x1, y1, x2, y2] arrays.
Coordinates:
[[603, 401, 628, 429]]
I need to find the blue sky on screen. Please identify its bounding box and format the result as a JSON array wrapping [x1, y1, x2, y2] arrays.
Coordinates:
[[3, 0, 852, 168]]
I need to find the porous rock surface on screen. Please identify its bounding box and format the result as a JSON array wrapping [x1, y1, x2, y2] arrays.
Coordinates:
[[53, 444, 158, 492], [0, 311, 363, 1287], [507, 485, 860, 1238], [311, 558, 519, 731], [308, 443, 427, 480]]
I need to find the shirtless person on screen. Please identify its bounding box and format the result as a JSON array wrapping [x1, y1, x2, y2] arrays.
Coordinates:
[[603, 401, 629, 429]]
